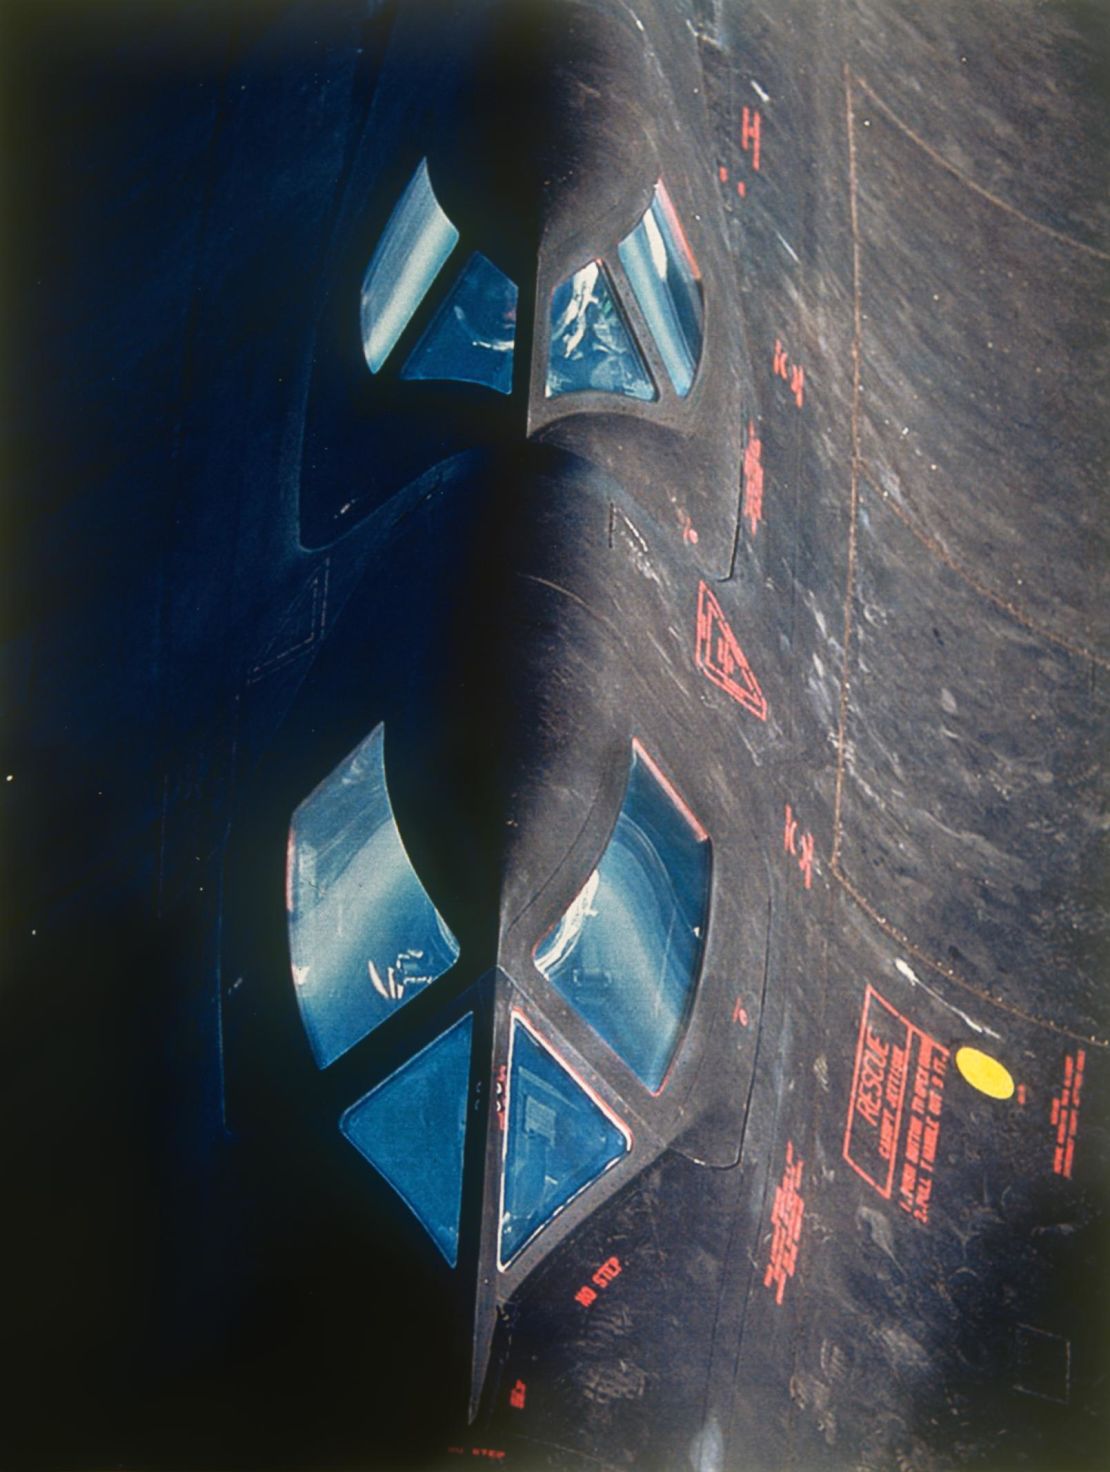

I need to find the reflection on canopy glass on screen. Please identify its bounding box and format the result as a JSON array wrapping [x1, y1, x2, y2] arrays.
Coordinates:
[[402, 252, 517, 394], [360, 158, 459, 373], [534, 747, 710, 1091], [617, 181, 703, 397], [287, 724, 459, 1069], [341, 1014, 472, 1266], [500, 1021, 628, 1266], [546, 262, 655, 401]]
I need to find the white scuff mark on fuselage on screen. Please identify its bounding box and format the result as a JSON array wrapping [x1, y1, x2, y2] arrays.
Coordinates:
[[776, 232, 800, 263], [615, 509, 661, 585], [688, 1414, 724, 1472], [894, 957, 1001, 1040], [751, 79, 770, 103]]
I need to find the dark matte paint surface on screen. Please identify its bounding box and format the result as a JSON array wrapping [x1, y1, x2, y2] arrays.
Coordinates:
[[2, 1, 1106, 1468]]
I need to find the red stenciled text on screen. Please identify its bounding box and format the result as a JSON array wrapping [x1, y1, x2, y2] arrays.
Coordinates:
[[742, 420, 765, 537], [509, 1379, 526, 1410], [898, 1037, 948, 1223], [592, 1255, 622, 1288], [574, 1255, 622, 1307], [843, 986, 949, 1222], [772, 338, 806, 408], [783, 803, 816, 890], [718, 108, 763, 202], [718, 162, 747, 199], [763, 1140, 804, 1305], [741, 105, 762, 172], [854, 1026, 890, 1130], [1051, 1049, 1086, 1179]]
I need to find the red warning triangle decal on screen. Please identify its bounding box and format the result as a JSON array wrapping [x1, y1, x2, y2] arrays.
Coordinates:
[[695, 581, 768, 721]]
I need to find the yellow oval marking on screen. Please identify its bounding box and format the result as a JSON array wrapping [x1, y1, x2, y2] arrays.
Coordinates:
[[955, 1047, 1015, 1100]]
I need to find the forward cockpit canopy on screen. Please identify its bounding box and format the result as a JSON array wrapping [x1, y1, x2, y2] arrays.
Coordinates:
[[284, 728, 710, 1271]]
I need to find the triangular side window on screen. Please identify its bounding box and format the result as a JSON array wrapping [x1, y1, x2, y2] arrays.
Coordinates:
[[402, 253, 517, 394], [500, 1021, 628, 1266], [546, 261, 655, 401], [341, 1014, 473, 1267]]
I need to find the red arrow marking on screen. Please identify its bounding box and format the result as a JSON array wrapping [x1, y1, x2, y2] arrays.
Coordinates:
[[695, 581, 768, 721]]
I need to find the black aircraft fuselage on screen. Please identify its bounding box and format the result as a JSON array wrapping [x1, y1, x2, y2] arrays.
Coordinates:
[[225, 0, 762, 1424], [6, 0, 1106, 1467]]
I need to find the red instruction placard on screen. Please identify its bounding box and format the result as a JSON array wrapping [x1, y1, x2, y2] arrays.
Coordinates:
[[1051, 1049, 1086, 1179], [843, 986, 949, 1224]]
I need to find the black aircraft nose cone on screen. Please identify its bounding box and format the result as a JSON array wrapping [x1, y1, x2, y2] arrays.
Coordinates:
[[448, 961, 636, 1427]]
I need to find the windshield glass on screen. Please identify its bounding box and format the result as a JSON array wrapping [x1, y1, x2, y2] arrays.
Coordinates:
[[617, 181, 703, 398], [402, 252, 517, 394], [286, 724, 459, 1069], [499, 1020, 629, 1267], [340, 1014, 472, 1267], [534, 745, 710, 1091], [360, 158, 459, 373], [546, 261, 655, 401]]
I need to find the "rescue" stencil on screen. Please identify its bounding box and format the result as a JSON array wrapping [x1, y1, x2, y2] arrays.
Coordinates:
[[843, 986, 950, 1224]]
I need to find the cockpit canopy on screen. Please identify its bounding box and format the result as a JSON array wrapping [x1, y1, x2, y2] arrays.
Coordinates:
[[358, 159, 702, 406], [284, 727, 711, 1268], [286, 723, 460, 1069]]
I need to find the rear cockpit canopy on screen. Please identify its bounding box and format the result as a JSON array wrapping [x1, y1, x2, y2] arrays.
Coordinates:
[[298, 0, 742, 565], [359, 160, 701, 406], [359, 159, 518, 395]]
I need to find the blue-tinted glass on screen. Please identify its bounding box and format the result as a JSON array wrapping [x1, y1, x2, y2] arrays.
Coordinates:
[[341, 1014, 472, 1266], [534, 748, 710, 1091], [287, 724, 459, 1069], [546, 262, 655, 401], [617, 182, 703, 397], [361, 159, 460, 373], [401, 253, 517, 394], [500, 1022, 628, 1265]]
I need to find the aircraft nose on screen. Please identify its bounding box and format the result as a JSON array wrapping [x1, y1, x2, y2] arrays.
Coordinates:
[[260, 441, 645, 1419], [376, 960, 633, 1425], [373, 443, 631, 955]]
